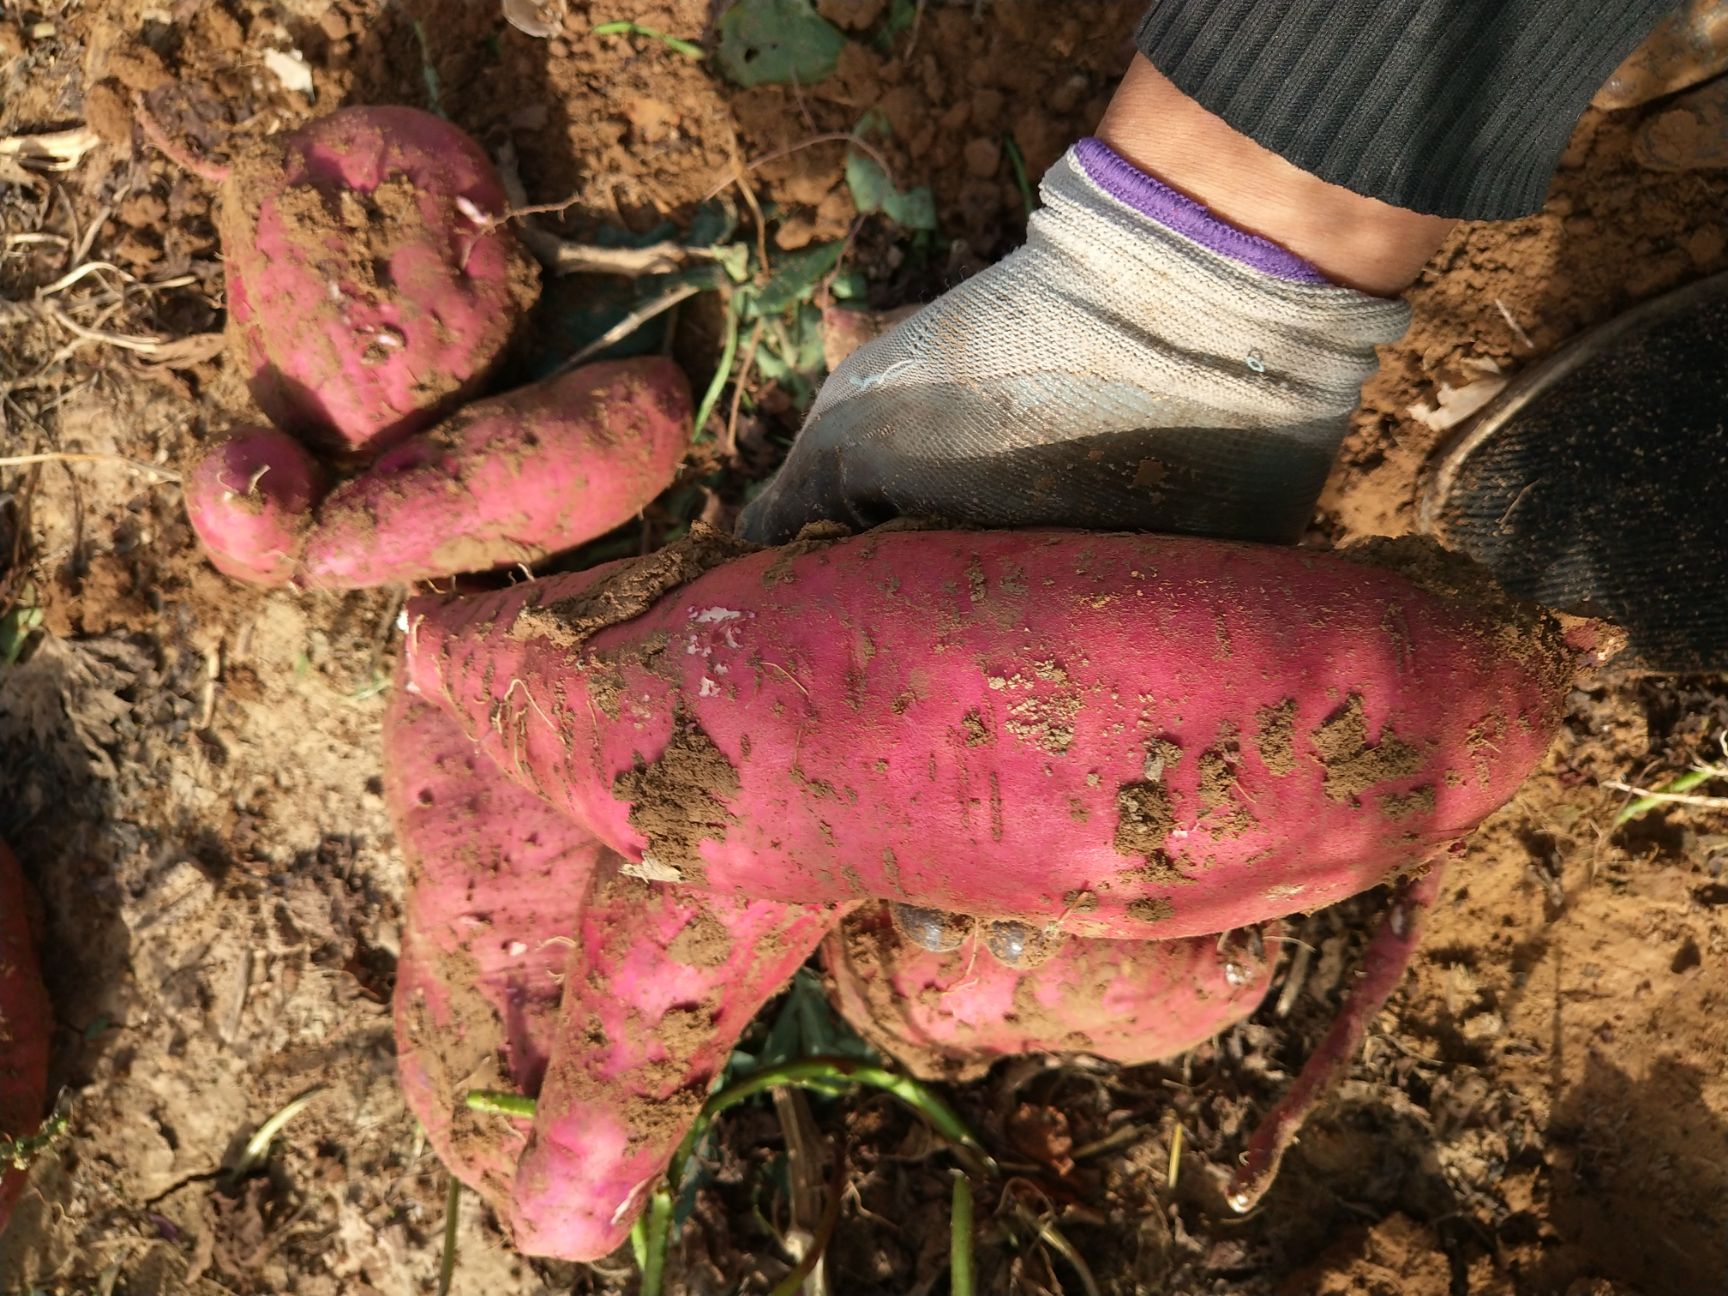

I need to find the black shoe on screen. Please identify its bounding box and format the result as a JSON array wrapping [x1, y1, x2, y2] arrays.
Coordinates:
[[1420, 271, 1728, 672]]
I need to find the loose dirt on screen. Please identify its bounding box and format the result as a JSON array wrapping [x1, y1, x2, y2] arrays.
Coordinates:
[[1, 2, 1724, 1294]]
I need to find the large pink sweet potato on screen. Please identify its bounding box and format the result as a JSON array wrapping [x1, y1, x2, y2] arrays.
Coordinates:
[[183, 426, 325, 585], [385, 693, 603, 1214], [511, 878, 840, 1261], [405, 530, 1576, 941], [825, 904, 1277, 1081], [300, 358, 691, 588], [1, 840, 51, 1234], [219, 106, 539, 455]]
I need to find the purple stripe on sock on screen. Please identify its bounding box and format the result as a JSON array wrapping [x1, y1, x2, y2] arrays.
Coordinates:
[[1073, 137, 1328, 284]]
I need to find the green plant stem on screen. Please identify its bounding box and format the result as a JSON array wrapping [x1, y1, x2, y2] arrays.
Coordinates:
[[436, 1173, 460, 1296], [1613, 766, 1717, 825], [408, 17, 444, 117], [592, 20, 706, 59], [1004, 135, 1034, 215], [465, 1089, 536, 1119], [950, 1175, 975, 1296], [670, 1056, 995, 1192], [693, 298, 741, 438], [639, 1187, 674, 1296]]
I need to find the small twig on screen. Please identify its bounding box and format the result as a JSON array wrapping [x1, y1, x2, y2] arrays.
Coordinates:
[[129, 93, 230, 183], [1012, 1206, 1102, 1296], [1493, 297, 1536, 351], [1604, 772, 1728, 818], [41, 303, 173, 353], [765, 1139, 847, 1296], [1165, 1119, 1183, 1191], [702, 132, 899, 204], [1069, 1122, 1146, 1161], [1274, 939, 1314, 1017], [436, 1173, 460, 1296], [0, 126, 101, 175], [731, 157, 771, 276], [550, 283, 701, 375], [230, 1086, 325, 1179], [723, 320, 765, 458], [0, 451, 179, 483]]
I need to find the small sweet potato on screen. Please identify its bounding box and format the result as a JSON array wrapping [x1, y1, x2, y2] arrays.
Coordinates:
[[511, 879, 840, 1261], [183, 426, 324, 585], [1, 840, 51, 1235], [405, 529, 1576, 941], [824, 905, 1277, 1081], [219, 106, 539, 455], [300, 358, 692, 588], [385, 693, 605, 1214]]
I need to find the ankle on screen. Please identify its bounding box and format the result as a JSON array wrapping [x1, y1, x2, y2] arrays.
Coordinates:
[[1097, 57, 1455, 296]]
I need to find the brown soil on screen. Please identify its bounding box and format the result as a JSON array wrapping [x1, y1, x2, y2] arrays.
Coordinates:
[[1, 3, 1724, 1295]]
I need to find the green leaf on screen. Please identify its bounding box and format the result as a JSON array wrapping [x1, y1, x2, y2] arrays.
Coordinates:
[[716, 0, 846, 88], [873, 0, 918, 52], [743, 241, 843, 318], [846, 148, 936, 230]]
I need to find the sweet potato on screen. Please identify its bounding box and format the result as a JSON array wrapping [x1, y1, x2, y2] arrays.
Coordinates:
[[511, 879, 840, 1261], [386, 692, 838, 1261], [825, 904, 1277, 1081], [1, 840, 51, 1235], [300, 358, 692, 588], [219, 106, 539, 455], [405, 529, 1576, 941], [183, 426, 325, 585], [385, 693, 604, 1214]]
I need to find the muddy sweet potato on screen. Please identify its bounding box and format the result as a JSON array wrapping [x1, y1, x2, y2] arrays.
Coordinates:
[[511, 878, 840, 1261], [404, 529, 1577, 941], [826, 904, 1277, 1081], [386, 692, 839, 1262], [1, 840, 51, 1234], [385, 693, 604, 1214], [219, 106, 539, 455], [183, 426, 325, 585], [300, 358, 692, 588]]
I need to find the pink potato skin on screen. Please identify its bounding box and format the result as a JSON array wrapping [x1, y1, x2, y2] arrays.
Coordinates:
[[221, 106, 539, 456], [384, 693, 607, 1215], [824, 905, 1278, 1082], [511, 878, 840, 1261], [406, 530, 1575, 942], [300, 358, 692, 588], [184, 427, 324, 585], [1, 841, 52, 1235]]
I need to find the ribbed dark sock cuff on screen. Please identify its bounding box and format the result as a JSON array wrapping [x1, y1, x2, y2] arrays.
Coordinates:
[[1135, 0, 1676, 220]]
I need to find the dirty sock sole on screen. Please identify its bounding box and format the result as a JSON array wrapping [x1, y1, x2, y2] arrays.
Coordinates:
[[1420, 271, 1728, 673]]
